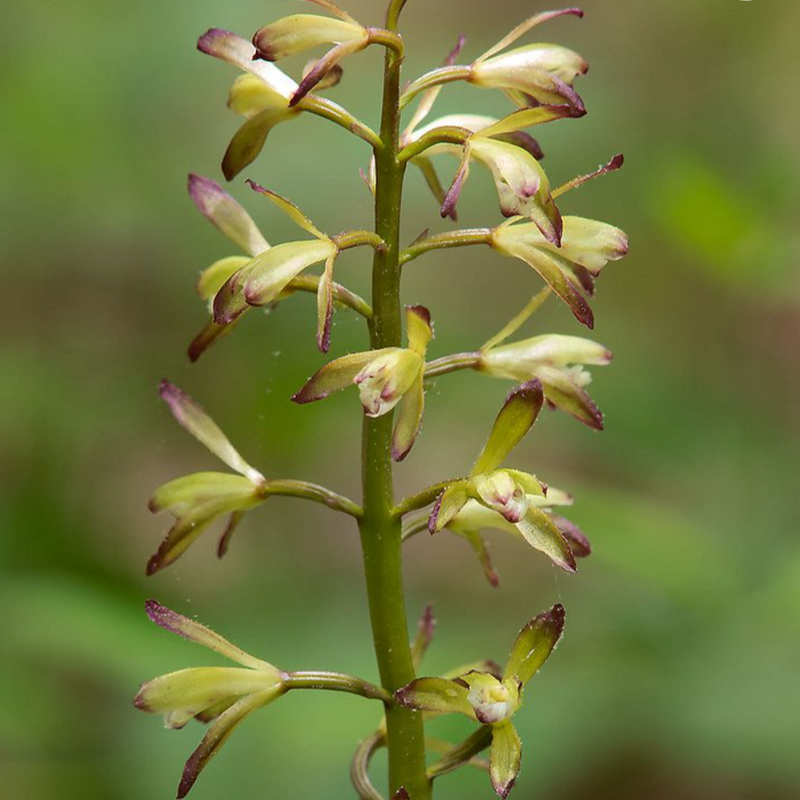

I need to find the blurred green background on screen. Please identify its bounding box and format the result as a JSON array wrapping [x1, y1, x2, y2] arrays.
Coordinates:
[[2, 0, 799, 798]]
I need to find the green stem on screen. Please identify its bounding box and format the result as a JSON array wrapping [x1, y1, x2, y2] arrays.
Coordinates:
[[400, 229, 493, 266], [425, 352, 481, 379], [262, 479, 362, 517], [358, 12, 431, 799], [284, 671, 391, 703]]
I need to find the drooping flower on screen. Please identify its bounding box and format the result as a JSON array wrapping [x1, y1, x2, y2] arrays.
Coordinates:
[[293, 306, 433, 461], [492, 215, 629, 329], [134, 601, 286, 798], [396, 605, 565, 798], [428, 381, 578, 572], [147, 381, 268, 574]]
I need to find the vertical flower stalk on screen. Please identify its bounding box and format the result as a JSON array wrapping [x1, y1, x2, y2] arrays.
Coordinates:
[[137, 1, 628, 798]]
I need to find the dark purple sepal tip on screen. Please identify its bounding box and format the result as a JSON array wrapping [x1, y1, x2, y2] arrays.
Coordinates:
[[427, 492, 444, 535]]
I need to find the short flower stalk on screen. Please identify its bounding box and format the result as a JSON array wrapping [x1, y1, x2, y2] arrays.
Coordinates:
[[138, 1, 628, 798]]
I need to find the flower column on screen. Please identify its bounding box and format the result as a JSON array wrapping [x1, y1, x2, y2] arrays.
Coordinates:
[[358, 1, 430, 798]]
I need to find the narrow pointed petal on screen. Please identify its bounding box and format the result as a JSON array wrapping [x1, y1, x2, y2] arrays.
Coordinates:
[[246, 182, 328, 239], [222, 109, 285, 181], [252, 15, 367, 62], [504, 603, 565, 685], [478, 104, 577, 138], [550, 514, 591, 558], [535, 364, 604, 429], [472, 381, 544, 476], [242, 240, 337, 307], [490, 721, 523, 799], [395, 677, 475, 719], [178, 687, 283, 798], [316, 252, 336, 352], [553, 153, 625, 199], [197, 256, 252, 306], [410, 604, 436, 670], [188, 317, 242, 363], [149, 472, 256, 516], [406, 305, 433, 355], [188, 175, 268, 256], [392, 372, 425, 462], [413, 155, 456, 220], [292, 349, 394, 404], [134, 667, 282, 719], [143, 601, 277, 671], [212, 264, 254, 326], [196, 29, 298, 98], [301, 57, 343, 91], [514, 508, 577, 572], [217, 510, 246, 559], [441, 151, 471, 219], [291, 38, 365, 106], [477, 9, 585, 63], [461, 528, 501, 588], [146, 494, 262, 575], [159, 381, 263, 481], [429, 482, 470, 533], [303, 0, 359, 24]]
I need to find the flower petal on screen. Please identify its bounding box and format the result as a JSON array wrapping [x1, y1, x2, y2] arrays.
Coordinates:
[[405, 305, 434, 355], [217, 510, 246, 559], [188, 317, 243, 363], [391, 372, 425, 462], [535, 364, 604, 429], [242, 240, 337, 307], [252, 14, 367, 62], [246, 182, 328, 240], [292, 349, 394, 404], [134, 667, 282, 721], [222, 109, 287, 181], [291, 38, 365, 105], [395, 677, 474, 719], [143, 600, 277, 671], [503, 604, 565, 686], [159, 381, 263, 482], [198, 256, 253, 307], [490, 721, 523, 799], [188, 175, 268, 257], [178, 687, 283, 798], [316, 251, 336, 352], [410, 604, 436, 671], [429, 482, 470, 533], [149, 472, 257, 516], [472, 381, 544, 476], [514, 507, 577, 573], [549, 514, 591, 558], [196, 29, 298, 98], [460, 528, 501, 588], [478, 104, 577, 138]]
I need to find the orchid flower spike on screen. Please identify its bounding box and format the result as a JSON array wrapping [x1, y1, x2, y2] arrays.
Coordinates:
[[134, 601, 286, 798], [428, 381, 579, 572], [293, 306, 434, 461], [147, 381, 268, 574], [396, 605, 565, 798]]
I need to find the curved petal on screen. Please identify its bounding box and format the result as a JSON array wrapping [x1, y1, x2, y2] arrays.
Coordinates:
[[429, 482, 470, 533], [149, 472, 257, 516], [472, 381, 544, 476], [395, 677, 475, 719], [392, 372, 425, 462], [247, 182, 328, 239], [490, 721, 522, 799], [316, 251, 336, 352], [198, 256, 252, 307], [188, 175, 268, 256], [292, 349, 394, 404], [535, 364, 604, 429], [514, 507, 577, 573], [406, 305, 433, 355], [503, 603, 565, 685], [252, 14, 367, 62], [159, 381, 263, 482], [178, 686, 283, 798], [143, 601, 277, 671], [222, 108, 286, 181]]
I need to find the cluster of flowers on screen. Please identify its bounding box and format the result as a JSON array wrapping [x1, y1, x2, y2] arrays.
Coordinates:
[[137, 1, 629, 797]]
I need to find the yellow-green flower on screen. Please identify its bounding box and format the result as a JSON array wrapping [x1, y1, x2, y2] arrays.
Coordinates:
[[134, 601, 286, 798], [147, 381, 268, 574], [396, 604, 565, 798], [293, 306, 433, 460], [429, 380, 578, 572]]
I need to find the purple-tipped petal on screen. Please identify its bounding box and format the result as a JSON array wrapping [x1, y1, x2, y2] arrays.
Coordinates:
[[550, 514, 591, 558], [503, 603, 565, 686]]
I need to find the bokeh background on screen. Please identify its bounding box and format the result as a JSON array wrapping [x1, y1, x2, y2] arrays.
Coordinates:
[[2, 0, 799, 798]]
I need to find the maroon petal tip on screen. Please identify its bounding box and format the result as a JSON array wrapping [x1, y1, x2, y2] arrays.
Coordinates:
[[406, 304, 432, 325], [428, 492, 444, 535], [197, 28, 230, 55]]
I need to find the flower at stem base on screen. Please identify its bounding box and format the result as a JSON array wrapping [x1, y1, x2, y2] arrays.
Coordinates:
[[293, 306, 433, 461], [396, 604, 565, 798], [133, 601, 286, 798], [428, 381, 578, 572], [147, 381, 268, 574]]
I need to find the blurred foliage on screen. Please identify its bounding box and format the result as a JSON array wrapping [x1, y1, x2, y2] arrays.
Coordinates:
[[1, 0, 799, 799]]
